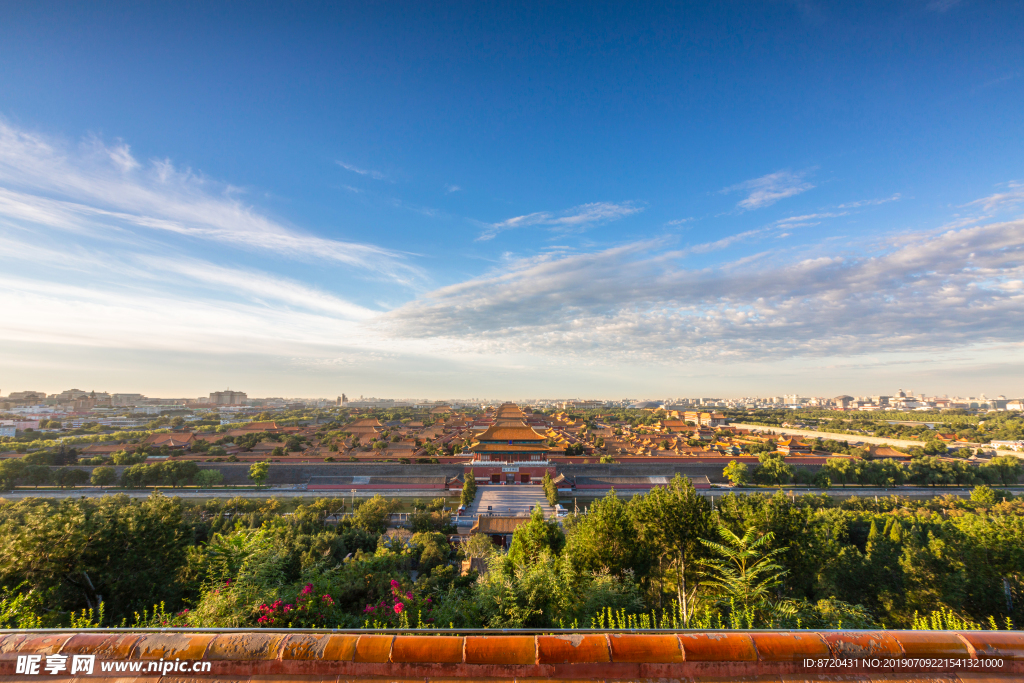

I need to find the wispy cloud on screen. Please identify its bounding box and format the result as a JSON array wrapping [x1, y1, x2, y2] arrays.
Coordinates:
[[723, 170, 815, 211], [385, 216, 1024, 363], [963, 181, 1024, 213], [477, 201, 642, 241], [445, 184, 462, 193], [0, 122, 419, 283], [336, 160, 389, 181], [926, 0, 961, 12], [836, 193, 902, 209], [665, 217, 694, 226], [774, 211, 847, 229], [137, 257, 377, 320]]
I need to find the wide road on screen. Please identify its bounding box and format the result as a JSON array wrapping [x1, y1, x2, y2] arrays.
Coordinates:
[[0, 487, 452, 501], [466, 485, 551, 518], [8, 485, 1019, 504], [729, 423, 929, 449]]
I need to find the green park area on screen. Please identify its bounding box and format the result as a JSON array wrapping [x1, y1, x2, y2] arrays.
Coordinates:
[[0, 476, 1021, 633]]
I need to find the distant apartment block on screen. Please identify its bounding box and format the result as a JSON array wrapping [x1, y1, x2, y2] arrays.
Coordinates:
[[7, 390, 46, 402], [209, 390, 248, 405]]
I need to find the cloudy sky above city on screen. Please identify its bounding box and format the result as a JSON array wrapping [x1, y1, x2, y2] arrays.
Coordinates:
[[1, 1, 1022, 398]]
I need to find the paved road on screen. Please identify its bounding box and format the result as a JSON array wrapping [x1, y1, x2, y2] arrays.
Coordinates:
[[0, 487, 450, 501], [467, 485, 551, 518], [590, 486, 1024, 502], [729, 423, 929, 449]]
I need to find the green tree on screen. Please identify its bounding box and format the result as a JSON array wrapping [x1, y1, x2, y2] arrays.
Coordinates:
[[195, 470, 223, 488], [410, 531, 452, 574], [629, 474, 711, 623], [507, 505, 565, 566], [53, 469, 90, 489], [248, 461, 270, 488], [699, 520, 793, 625], [753, 453, 793, 485], [23, 464, 51, 488], [351, 495, 401, 534], [90, 466, 117, 487], [0, 460, 26, 491], [111, 450, 146, 466], [723, 461, 750, 486], [981, 455, 1023, 487], [461, 470, 477, 507], [565, 489, 651, 580], [542, 471, 559, 506], [464, 533, 496, 559]]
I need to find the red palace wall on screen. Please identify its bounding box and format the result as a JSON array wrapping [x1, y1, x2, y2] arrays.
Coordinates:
[[464, 464, 555, 484], [308, 483, 448, 490]]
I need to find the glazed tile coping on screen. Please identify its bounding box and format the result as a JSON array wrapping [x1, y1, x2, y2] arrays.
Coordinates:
[[0, 630, 1021, 681]]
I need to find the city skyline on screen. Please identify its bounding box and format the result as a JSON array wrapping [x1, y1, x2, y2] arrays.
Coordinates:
[[1, 386, 1013, 405], [1, 2, 1023, 396]]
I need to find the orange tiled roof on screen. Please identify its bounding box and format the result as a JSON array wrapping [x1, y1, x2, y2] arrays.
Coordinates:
[[0, 629, 1018, 681], [475, 423, 547, 441], [142, 432, 196, 448]]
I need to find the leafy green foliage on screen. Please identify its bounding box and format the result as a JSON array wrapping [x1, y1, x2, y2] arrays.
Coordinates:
[[542, 471, 558, 506], [460, 469, 477, 507]]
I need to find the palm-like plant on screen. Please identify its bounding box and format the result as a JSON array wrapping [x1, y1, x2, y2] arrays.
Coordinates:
[[699, 521, 795, 626]]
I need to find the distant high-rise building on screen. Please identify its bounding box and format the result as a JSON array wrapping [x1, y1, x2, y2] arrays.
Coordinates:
[[337, 394, 348, 405], [209, 390, 247, 405], [8, 390, 47, 402]]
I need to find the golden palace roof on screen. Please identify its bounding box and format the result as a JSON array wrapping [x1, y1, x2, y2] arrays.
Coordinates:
[[475, 423, 547, 442]]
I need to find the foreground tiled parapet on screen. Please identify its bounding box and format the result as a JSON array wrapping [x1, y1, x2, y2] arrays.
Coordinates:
[[1, 629, 1022, 681]]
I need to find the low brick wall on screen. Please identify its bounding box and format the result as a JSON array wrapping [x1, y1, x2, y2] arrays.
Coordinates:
[[0, 630, 1020, 681]]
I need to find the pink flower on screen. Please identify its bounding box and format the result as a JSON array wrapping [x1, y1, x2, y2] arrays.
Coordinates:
[[393, 602, 404, 614], [425, 598, 432, 603], [390, 579, 400, 589], [363, 604, 376, 613], [406, 591, 413, 599], [301, 583, 313, 595]]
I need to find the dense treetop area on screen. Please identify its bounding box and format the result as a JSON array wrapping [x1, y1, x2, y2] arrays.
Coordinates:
[[1, 478, 1023, 631], [727, 409, 1024, 444], [0, 407, 464, 454]]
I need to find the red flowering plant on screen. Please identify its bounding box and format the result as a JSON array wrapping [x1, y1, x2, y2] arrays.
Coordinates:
[[255, 582, 339, 628], [361, 578, 434, 628]]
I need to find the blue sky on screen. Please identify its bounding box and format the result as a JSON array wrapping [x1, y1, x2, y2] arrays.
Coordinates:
[[1, 1, 1022, 399]]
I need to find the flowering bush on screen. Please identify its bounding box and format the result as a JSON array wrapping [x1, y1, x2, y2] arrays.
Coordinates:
[[256, 583, 337, 627], [362, 579, 433, 628]]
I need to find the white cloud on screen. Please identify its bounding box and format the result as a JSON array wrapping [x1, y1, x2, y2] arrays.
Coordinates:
[[136, 257, 377, 320], [384, 218, 1024, 363], [773, 211, 846, 229], [963, 181, 1024, 213], [445, 184, 462, 193], [336, 160, 389, 181], [477, 201, 642, 241], [0, 122, 418, 283], [723, 170, 814, 211], [665, 217, 694, 226], [837, 193, 901, 209], [926, 0, 961, 12]]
